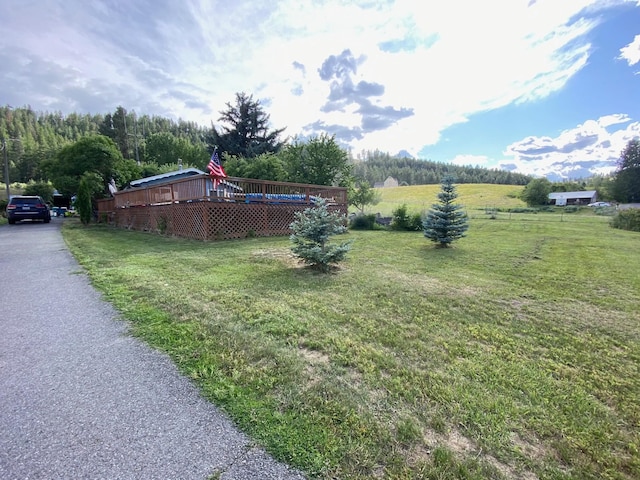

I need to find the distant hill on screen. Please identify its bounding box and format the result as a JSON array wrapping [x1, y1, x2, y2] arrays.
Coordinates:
[[372, 183, 526, 215], [352, 155, 532, 186]]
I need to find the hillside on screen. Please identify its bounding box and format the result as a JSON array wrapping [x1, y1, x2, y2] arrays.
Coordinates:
[[352, 155, 531, 186], [372, 184, 526, 216], [2, 106, 530, 189]]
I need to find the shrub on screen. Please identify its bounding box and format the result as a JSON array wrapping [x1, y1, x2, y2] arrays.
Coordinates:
[[290, 198, 352, 272], [391, 204, 422, 231], [349, 213, 377, 230], [157, 215, 168, 234], [409, 212, 423, 231], [610, 208, 640, 232], [508, 207, 539, 214], [390, 204, 410, 230]]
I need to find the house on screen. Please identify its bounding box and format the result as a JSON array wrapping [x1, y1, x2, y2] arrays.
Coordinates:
[[373, 176, 399, 188], [548, 190, 597, 206], [126, 168, 242, 200], [128, 168, 205, 189]]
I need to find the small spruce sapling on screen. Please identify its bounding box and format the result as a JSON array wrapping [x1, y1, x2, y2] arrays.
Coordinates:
[[290, 198, 352, 272], [423, 175, 469, 247]]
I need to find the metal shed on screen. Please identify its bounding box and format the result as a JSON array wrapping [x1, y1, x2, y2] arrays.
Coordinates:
[[548, 190, 597, 206]]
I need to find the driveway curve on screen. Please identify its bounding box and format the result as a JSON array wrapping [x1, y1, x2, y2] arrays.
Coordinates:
[[0, 219, 305, 480]]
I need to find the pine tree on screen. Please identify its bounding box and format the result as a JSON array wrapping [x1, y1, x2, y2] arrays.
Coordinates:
[[209, 92, 285, 158], [423, 175, 468, 247], [290, 198, 352, 272]]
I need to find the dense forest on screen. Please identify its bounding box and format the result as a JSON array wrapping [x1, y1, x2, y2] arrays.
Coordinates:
[[0, 105, 210, 185], [1, 105, 530, 188]]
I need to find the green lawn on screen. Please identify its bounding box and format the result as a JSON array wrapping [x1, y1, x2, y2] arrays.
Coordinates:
[[62, 196, 639, 479]]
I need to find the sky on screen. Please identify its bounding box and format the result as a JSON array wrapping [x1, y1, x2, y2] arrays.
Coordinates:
[[1, 0, 640, 180]]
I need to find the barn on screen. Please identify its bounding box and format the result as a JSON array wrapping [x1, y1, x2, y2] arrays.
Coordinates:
[[548, 190, 597, 206]]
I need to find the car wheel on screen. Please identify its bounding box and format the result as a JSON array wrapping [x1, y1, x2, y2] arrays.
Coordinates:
[[44, 217, 51, 223], [8, 219, 16, 225]]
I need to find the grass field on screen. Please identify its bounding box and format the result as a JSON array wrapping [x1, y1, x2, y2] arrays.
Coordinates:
[[372, 184, 526, 216], [62, 186, 639, 479]]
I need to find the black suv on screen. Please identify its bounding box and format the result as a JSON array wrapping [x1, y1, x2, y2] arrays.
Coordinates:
[[6, 196, 51, 224]]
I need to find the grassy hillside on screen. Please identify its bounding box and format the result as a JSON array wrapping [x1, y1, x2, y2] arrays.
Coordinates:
[[62, 190, 639, 480], [373, 184, 526, 216]]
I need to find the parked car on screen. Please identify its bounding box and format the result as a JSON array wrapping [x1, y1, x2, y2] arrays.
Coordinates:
[[587, 201, 611, 207], [52, 206, 68, 217], [6, 196, 51, 224]]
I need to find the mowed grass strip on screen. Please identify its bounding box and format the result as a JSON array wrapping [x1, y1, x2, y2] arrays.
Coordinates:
[[62, 203, 640, 479]]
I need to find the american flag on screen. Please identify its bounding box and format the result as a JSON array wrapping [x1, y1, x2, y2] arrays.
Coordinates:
[[207, 150, 227, 188]]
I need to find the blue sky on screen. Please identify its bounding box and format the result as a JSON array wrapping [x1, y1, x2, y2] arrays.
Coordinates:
[[1, 0, 639, 180]]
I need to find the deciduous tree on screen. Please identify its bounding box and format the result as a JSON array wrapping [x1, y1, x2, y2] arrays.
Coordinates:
[[612, 139, 640, 203], [282, 134, 352, 186], [223, 152, 288, 181], [349, 181, 381, 214], [23, 180, 55, 203], [145, 132, 208, 167], [42, 135, 123, 197], [520, 177, 552, 206]]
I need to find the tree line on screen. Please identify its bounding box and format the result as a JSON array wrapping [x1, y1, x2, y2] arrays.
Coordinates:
[[351, 151, 532, 186], [3, 97, 535, 194]]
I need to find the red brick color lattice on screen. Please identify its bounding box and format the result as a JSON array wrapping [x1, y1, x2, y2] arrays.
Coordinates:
[[97, 175, 347, 241]]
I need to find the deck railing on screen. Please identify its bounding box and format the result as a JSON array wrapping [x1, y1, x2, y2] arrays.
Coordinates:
[[105, 174, 347, 208], [96, 175, 348, 241]]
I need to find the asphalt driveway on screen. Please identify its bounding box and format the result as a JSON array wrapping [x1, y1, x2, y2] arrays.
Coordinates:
[[0, 219, 305, 480]]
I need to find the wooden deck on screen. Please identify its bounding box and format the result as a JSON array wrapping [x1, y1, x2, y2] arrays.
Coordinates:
[[96, 175, 348, 240]]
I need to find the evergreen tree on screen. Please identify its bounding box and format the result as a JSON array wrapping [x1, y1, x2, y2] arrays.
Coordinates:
[[76, 174, 93, 224], [290, 198, 352, 272], [76, 172, 104, 224], [208, 92, 285, 158], [423, 175, 469, 248]]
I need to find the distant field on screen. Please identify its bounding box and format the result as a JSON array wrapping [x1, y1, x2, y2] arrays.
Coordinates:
[[373, 183, 526, 215]]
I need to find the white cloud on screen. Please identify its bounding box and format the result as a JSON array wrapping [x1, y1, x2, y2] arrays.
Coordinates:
[[502, 114, 640, 178], [619, 34, 640, 66], [0, 0, 637, 160]]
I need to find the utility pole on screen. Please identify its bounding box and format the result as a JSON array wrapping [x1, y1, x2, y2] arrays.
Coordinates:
[[2, 139, 9, 201], [2, 138, 22, 200], [123, 111, 141, 165], [132, 112, 140, 165]]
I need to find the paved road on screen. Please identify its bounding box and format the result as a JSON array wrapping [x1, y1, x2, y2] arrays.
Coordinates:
[[0, 219, 305, 480]]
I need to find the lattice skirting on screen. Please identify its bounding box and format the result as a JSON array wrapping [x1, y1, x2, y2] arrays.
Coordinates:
[[110, 202, 347, 241]]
